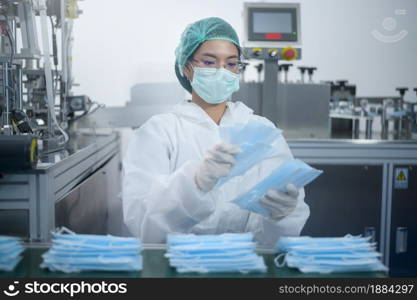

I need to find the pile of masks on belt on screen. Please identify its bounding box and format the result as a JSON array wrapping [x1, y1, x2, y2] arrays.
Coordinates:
[[218, 120, 322, 216], [41, 227, 142, 273], [165, 232, 266, 273], [275, 234, 388, 274], [0, 236, 24, 271]]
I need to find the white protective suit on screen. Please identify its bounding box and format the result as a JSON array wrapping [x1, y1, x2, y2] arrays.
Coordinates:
[[122, 100, 310, 247]]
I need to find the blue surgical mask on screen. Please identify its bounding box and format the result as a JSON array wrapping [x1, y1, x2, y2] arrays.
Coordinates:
[[219, 120, 282, 146], [276, 252, 387, 274], [276, 235, 372, 251], [215, 121, 283, 187], [170, 253, 261, 265], [51, 227, 141, 249], [0, 257, 23, 272], [232, 159, 322, 217], [167, 232, 254, 245], [174, 256, 266, 274], [166, 233, 266, 274], [191, 66, 240, 104], [168, 242, 256, 255], [274, 235, 388, 274], [165, 250, 256, 259], [0, 235, 24, 271], [41, 227, 143, 273], [40, 258, 143, 273], [49, 247, 139, 256]]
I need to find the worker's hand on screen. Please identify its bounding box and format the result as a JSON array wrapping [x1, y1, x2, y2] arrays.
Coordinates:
[[260, 183, 299, 222], [195, 142, 241, 192]]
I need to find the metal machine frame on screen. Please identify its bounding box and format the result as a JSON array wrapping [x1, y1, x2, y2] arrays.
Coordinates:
[[0, 133, 120, 242], [290, 140, 417, 276]]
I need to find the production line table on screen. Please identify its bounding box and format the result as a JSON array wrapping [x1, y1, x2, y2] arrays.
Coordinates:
[[1, 247, 387, 278]]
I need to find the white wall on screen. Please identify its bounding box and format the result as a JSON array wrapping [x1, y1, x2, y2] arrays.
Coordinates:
[[72, 0, 417, 106]]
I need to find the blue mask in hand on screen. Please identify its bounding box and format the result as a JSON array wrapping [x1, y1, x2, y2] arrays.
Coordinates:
[[232, 159, 322, 217], [191, 67, 239, 104], [216, 121, 283, 187], [219, 121, 282, 146]]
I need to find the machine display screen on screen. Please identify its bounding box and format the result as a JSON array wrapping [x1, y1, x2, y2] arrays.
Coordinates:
[[253, 12, 292, 33], [248, 7, 298, 42]]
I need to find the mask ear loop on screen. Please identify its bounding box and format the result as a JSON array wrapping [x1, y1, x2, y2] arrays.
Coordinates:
[[274, 252, 287, 267], [183, 62, 195, 83], [55, 226, 76, 235]]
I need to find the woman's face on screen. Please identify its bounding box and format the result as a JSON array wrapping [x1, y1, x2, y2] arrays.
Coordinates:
[[184, 39, 239, 81]]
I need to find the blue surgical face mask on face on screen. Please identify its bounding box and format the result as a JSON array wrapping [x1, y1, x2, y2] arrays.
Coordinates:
[[190, 66, 240, 104]]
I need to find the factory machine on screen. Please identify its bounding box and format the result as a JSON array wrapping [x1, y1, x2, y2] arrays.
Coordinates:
[[26, 1, 416, 277], [0, 1, 121, 244], [329, 82, 417, 140], [231, 2, 417, 276]]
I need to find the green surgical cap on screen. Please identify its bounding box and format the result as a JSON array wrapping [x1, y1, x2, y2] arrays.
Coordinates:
[[175, 17, 240, 93]]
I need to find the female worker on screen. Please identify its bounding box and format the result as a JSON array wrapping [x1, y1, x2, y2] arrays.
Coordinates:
[[122, 17, 310, 247]]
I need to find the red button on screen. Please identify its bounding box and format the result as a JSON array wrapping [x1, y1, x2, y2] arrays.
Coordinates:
[[265, 33, 282, 40], [283, 49, 295, 60]]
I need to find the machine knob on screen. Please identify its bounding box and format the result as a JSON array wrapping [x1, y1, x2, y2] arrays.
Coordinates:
[[336, 80, 348, 87], [306, 67, 317, 75], [280, 63, 293, 72], [396, 87, 409, 97], [414, 87, 417, 96], [268, 49, 279, 57], [298, 66, 307, 74], [281, 47, 298, 61], [255, 63, 263, 73]]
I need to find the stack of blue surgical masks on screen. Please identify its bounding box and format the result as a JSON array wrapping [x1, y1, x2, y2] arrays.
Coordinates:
[[232, 159, 322, 217], [275, 235, 388, 274], [41, 227, 142, 273], [0, 236, 24, 271], [165, 232, 267, 273], [217, 120, 283, 186]]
